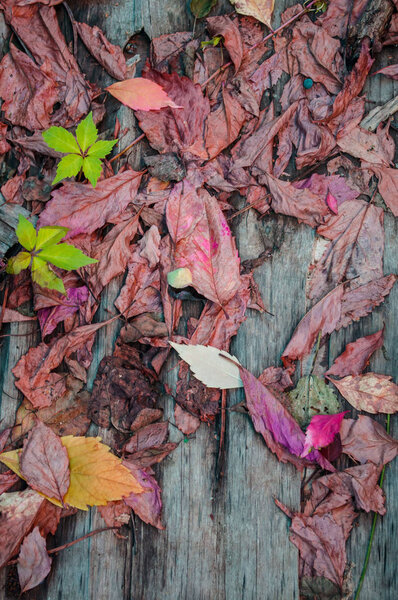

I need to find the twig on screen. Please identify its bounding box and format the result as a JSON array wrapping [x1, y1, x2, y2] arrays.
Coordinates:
[[7, 527, 119, 566], [201, 0, 318, 89], [354, 414, 391, 599], [227, 196, 271, 221], [109, 134, 146, 164]]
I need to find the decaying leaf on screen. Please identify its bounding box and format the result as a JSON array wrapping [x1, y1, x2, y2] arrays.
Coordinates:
[[288, 376, 341, 426], [340, 416, 398, 465], [170, 342, 242, 389], [17, 526, 52, 593], [230, 0, 274, 28], [329, 373, 398, 414], [326, 329, 384, 378]]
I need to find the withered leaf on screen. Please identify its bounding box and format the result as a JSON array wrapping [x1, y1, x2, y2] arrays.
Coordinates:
[[0, 471, 19, 494], [288, 376, 341, 427], [20, 421, 70, 503], [340, 416, 398, 465], [123, 462, 164, 530], [329, 373, 398, 414], [17, 526, 52, 593], [75, 21, 127, 80], [326, 329, 384, 378]]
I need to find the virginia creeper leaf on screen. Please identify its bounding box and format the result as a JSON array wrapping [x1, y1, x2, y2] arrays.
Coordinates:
[[39, 243, 98, 270], [87, 139, 118, 158], [52, 154, 83, 185], [82, 156, 102, 187], [16, 215, 36, 251], [31, 257, 65, 295], [36, 226, 69, 250], [6, 252, 31, 275], [75, 111, 97, 152], [42, 126, 81, 154]]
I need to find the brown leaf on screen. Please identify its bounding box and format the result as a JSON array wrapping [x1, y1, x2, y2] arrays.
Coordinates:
[[0, 44, 58, 130], [120, 314, 168, 344], [0, 471, 19, 494], [75, 21, 126, 80], [17, 527, 52, 593], [0, 489, 45, 567], [337, 123, 394, 166], [205, 86, 247, 160], [0, 427, 11, 453], [326, 329, 384, 378], [20, 422, 70, 503], [98, 500, 131, 528], [89, 353, 162, 433], [174, 404, 201, 435], [176, 362, 220, 422], [329, 373, 398, 414], [12, 321, 110, 408], [308, 200, 384, 301], [39, 170, 143, 235], [229, 0, 274, 27], [32, 500, 62, 537], [282, 275, 397, 370], [136, 69, 210, 160], [370, 165, 398, 217], [206, 16, 243, 73], [123, 422, 177, 468], [340, 415, 398, 466]]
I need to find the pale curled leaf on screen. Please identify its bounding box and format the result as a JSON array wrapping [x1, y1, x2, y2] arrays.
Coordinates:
[[230, 0, 274, 27], [329, 373, 398, 414], [169, 342, 243, 389]]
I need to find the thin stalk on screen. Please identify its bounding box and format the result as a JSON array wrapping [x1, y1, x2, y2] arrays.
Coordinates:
[[109, 134, 146, 164], [354, 414, 391, 599]]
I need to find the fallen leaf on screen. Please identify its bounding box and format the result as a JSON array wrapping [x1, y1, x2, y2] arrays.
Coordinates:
[[75, 21, 126, 80], [337, 123, 394, 166], [37, 285, 89, 338], [0, 308, 36, 323], [119, 314, 168, 344], [288, 376, 341, 427], [370, 165, 398, 217], [191, 0, 217, 18], [89, 352, 162, 433], [207, 16, 243, 73], [0, 489, 45, 567], [329, 373, 398, 414], [107, 77, 181, 111], [174, 404, 201, 435], [20, 421, 70, 503], [175, 362, 220, 422], [240, 366, 334, 472], [301, 412, 349, 457], [373, 64, 398, 80], [39, 170, 142, 235], [98, 500, 131, 528], [123, 462, 164, 529], [230, 0, 274, 27], [17, 527, 52, 593], [0, 471, 19, 494], [123, 421, 177, 469], [340, 415, 398, 465], [170, 342, 242, 389], [326, 329, 384, 378]]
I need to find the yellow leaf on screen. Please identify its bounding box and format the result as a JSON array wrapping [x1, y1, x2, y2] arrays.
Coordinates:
[[0, 436, 144, 511], [230, 0, 274, 28]]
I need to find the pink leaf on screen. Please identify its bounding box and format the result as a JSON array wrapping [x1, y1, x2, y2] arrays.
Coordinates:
[[106, 77, 182, 111], [301, 411, 349, 457], [17, 527, 52, 593], [325, 191, 338, 214]]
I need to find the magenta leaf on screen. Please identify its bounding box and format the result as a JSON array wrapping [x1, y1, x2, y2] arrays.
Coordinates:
[[301, 411, 349, 457]]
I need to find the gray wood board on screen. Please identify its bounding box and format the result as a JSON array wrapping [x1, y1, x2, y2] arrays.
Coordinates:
[[0, 1, 397, 599]]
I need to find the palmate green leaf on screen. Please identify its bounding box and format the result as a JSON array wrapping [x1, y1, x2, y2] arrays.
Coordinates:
[[76, 111, 98, 153], [82, 156, 102, 187], [42, 127, 81, 154], [6, 251, 31, 274], [39, 243, 98, 270], [190, 0, 218, 18], [16, 215, 36, 251], [36, 226, 69, 250], [87, 139, 118, 159], [53, 154, 83, 185], [32, 257, 66, 295]]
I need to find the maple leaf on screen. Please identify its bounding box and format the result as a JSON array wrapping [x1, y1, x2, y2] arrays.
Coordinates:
[[17, 527, 52, 593], [0, 436, 144, 511], [229, 0, 274, 28], [301, 411, 349, 457], [43, 112, 118, 187], [106, 77, 181, 111], [6, 215, 97, 295]]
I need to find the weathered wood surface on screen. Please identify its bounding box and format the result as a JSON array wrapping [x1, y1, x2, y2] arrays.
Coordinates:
[[0, 1, 397, 599]]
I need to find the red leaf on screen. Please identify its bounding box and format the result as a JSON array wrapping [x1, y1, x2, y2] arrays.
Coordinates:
[[123, 462, 164, 529], [301, 412, 349, 457], [326, 328, 384, 378], [75, 21, 126, 80], [325, 191, 338, 214], [107, 77, 182, 111], [20, 421, 70, 503], [17, 527, 52, 593], [0, 471, 19, 494], [373, 64, 398, 80], [206, 16, 243, 73], [340, 416, 398, 466], [329, 373, 398, 414]]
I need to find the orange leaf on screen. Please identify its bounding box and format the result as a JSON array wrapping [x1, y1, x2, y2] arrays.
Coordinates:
[[106, 77, 182, 111], [0, 436, 144, 511]]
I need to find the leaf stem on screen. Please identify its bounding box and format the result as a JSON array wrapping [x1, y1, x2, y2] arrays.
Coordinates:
[[109, 133, 146, 164], [354, 414, 391, 599]]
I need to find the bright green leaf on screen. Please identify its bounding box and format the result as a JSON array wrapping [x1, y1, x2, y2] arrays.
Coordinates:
[[42, 127, 81, 154], [39, 243, 98, 270], [190, 0, 218, 18], [87, 139, 118, 159], [36, 226, 69, 250], [53, 154, 83, 185], [76, 112, 98, 153], [6, 252, 31, 274], [82, 156, 102, 188], [32, 257, 66, 294], [201, 35, 222, 49], [16, 215, 36, 251]]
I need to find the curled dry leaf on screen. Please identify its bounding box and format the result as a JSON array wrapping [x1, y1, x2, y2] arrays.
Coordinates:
[[340, 416, 398, 466], [326, 328, 384, 378], [17, 526, 52, 593], [329, 373, 398, 414], [123, 462, 164, 530], [170, 342, 242, 389], [229, 0, 274, 27], [0, 471, 19, 494], [288, 375, 341, 427], [75, 21, 127, 80]]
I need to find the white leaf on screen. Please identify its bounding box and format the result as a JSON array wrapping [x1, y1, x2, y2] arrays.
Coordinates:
[[169, 342, 243, 389]]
